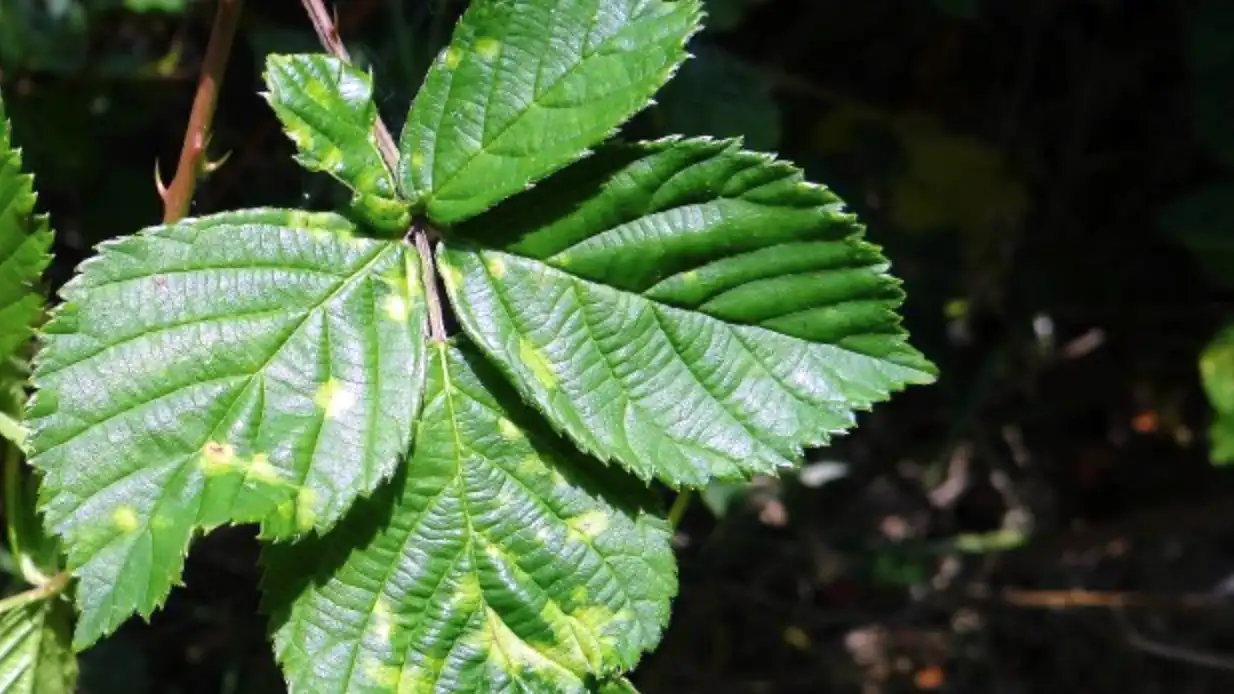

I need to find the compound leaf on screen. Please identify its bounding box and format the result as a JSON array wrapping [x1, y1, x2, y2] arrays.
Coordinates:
[[0, 93, 53, 364], [439, 138, 936, 487], [0, 599, 76, 694], [398, 0, 702, 224], [264, 341, 675, 694], [264, 54, 410, 234], [26, 209, 428, 648]]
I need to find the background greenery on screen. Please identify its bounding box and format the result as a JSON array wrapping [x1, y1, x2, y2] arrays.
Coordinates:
[[3, 0, 1234, 691]]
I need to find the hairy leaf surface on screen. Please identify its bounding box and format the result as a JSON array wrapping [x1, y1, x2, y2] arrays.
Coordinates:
[[398, 0, 702, 223], [440, 138, 936, 487], [0, 599, 76, 694], [264, 341, 675, 694], [26, 209, 428, 647], [0, 94, 53, 364], [264, 55, 410, 233]]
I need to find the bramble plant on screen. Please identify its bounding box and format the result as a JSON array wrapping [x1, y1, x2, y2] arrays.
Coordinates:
[[0, 0, 936, 691]]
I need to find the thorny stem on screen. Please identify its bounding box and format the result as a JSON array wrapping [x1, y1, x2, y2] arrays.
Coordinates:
[[300, 0, 447, 343], [160, 0, 245, 223]]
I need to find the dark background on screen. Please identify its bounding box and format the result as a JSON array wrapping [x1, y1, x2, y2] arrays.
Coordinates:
[[4, 0, 1234, 691]]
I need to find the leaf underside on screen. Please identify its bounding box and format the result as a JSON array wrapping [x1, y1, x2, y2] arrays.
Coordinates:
[[0, 599, 77, 694], [263, 341, 675, 694], [264, 54, 410, 234], [26, 209, 428, 648], [440, 137, 937, 487], [0, 94, 54, 365], [398, 0, 702, 224]]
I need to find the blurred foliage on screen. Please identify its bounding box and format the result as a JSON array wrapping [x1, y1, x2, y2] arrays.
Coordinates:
[[1201, 326, 1234, 465]]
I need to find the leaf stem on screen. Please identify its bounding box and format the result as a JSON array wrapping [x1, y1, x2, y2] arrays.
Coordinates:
[[160, 0, 245, 223], [668, 489, 693, 528], [300, 0, 448, 343], [0, 571, 67, 615]]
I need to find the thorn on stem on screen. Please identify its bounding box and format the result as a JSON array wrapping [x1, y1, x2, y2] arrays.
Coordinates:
[[155, 159, 170, 201]]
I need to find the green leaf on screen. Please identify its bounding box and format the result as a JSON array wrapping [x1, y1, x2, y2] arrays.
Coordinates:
[[0, 94, 53, 365], [595, 677, 639, 693], [264, 54, 410, 234], [264, 341, 675, 694], [1159, 181, 1234, 289], [25, 209, 428, 648], [398, 0, 702, 224], [0, 599, 76, 694], [1201, 325, 1234, 465], [653, 44, 781, 151], [439, 138, 936, 487]]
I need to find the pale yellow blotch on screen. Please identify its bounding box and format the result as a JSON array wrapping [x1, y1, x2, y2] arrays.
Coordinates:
[[151, 515, 173, 530], [445, 47, 462, 69], [569, 586, 589, 605], [411, 151, 426, 169], [200, 440, 235, 476], [683, 270, 700, 284], [485, 255, 506, 279], [276, 499, 295, 520], [497, 417, 522, 441], [248, 453, 282, 486], [314, 379, 357, 419], [516, 455, 540, 478], [475, 37, 501, 61], [556, 255, 571, 268], [519, 340, 558, 389], [319, 147, 346, 172], [365, 661, 401, 690], [477, 608, 577, 685], [113, 506, 140, 533], [567, 510, 609, 540], [384, 294, 410, 322], [295, 488, 318, 533], [373, 599, 394, 642], [287, 209, 318, 231]]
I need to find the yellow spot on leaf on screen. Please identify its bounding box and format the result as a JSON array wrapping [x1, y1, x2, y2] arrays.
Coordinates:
[[295, 488, 317, 533], [411, 152, 425, 169], [519, 340, 557, 389], [567, 510, 609, 540], [485, 255, 506, 278], [248, 454, 282, 485], [480, 607, 571, 679], [319, 147, 345, 172], [475, 37, 500, 60], [314, 379, 357, 419], [365, 661, 401, 689], [683, 270, 700, 284], [497, 417, 522, 441], [113, 506, 140, 533], [373, 599, 394, 642], [384, 294, 410, 322], [445, 47, 462, 69], [203, 440, 235, 464]]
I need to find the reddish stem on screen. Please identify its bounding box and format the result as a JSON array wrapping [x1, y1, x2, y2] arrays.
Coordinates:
[[161, 0, 245, 223]]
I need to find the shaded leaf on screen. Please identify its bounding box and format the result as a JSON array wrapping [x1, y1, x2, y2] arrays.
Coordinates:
[[1160, 181, 1234, 289], [264, 341, 675, 694], [26, 209, 428, 647], [654, 44, 780, 151], [398, 0, 702, 224], [0, 598, 76, 694], [439, 138, 935, 487], [264, 54, 410, 234], [0, 93, 53, 365]]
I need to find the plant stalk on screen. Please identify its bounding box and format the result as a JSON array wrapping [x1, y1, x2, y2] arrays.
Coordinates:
[[300, 0, 447, 343], [160, 0, 245, 223], [0, 570, 68, 615]]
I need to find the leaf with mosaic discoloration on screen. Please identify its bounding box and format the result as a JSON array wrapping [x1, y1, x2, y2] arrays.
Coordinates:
[[439, 138, 937, 488], [398, 0, 703, 224], [264, 54, 410, 234], [25, 209, 428, 648], [263, 341, 675, 694]]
